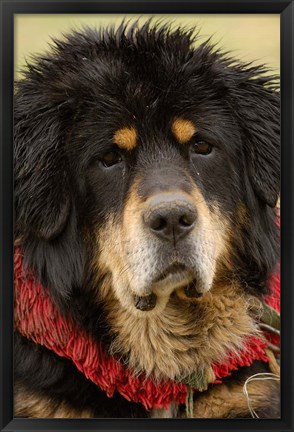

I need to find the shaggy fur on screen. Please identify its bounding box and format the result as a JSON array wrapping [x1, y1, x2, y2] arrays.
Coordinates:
[[14, 22, 280, 418]]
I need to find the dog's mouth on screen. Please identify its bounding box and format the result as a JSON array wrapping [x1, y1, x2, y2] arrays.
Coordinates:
[[134, 263, 202, 311], [154, 263, 188, 283]]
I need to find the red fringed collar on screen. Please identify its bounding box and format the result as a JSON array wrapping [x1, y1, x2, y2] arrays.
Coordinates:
[[14, 248, 280, 410]]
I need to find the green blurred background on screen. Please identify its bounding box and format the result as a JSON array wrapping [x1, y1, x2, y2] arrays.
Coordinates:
[[15, 14, 280, 79]]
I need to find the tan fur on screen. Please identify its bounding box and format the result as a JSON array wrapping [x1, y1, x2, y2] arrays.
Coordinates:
[[100, 281, 261, 380], [171, 118, 197, 144], [265, 348, 280, 376], [236, 203, 249, 225], [192, 374, 279, 418], [14, 237, 23, 247], [113, 126, 137, 150], [14, 385, 93, 418]]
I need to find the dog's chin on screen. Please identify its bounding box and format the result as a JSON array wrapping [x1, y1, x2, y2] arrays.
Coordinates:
[[109, 260, 215, 316], [152, 270, 195, 296], [123, 267, 211, 315]]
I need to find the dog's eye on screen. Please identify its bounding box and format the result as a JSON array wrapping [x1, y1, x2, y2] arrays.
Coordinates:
[[100, 151, 122, 167], [190, 140, 212, 155]]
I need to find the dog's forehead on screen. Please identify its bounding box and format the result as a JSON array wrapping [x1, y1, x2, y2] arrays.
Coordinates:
[[91, 50, 189, 114], [77, 47, 241, 156], [92, 58, 224, 132], [95, 70, 192, 138]]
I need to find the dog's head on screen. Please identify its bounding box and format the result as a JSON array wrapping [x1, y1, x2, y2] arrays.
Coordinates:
[[15, 23, 280, 317]]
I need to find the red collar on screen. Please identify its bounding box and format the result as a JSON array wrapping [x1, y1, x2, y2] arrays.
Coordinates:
[[14, 247, 280, 410]]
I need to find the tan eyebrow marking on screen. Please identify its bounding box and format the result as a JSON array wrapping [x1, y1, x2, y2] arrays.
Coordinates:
[[113, 127, 137, 151], [171, 118, 197, 144]]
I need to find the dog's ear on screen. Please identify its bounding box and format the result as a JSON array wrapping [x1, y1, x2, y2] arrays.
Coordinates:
[[14, 65, 86, 302], [232, 72, 280, 207], [14, 72, 74, 240]]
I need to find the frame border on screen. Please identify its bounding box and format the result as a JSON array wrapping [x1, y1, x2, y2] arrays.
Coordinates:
[[1, 1, 293, 431]]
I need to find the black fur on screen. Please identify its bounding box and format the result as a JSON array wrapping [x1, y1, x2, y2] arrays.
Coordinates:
[[14, 332, 147, 418], [14, 22, 280, 418]]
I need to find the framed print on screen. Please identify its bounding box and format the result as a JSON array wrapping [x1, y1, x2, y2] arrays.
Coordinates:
[[0, 1, 293, 432]]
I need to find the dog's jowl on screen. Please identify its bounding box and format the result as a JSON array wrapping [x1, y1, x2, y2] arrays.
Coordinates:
[[14, 22, 280, 418]]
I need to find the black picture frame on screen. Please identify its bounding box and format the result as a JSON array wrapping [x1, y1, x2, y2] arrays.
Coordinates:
[[0, 1, 293, 431]]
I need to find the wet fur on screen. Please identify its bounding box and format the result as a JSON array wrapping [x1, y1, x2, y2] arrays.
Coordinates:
[[14, 22, 280, 418]]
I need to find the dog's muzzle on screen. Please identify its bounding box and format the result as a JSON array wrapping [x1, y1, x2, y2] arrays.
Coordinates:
[[134, 192, 199, 311]]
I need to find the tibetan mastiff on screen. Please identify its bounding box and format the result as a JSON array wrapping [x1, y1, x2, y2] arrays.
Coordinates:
[[14, 22, 280, 418]]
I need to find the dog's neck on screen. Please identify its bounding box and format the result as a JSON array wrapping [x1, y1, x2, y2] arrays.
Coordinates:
[[100, 280, 262, 382]]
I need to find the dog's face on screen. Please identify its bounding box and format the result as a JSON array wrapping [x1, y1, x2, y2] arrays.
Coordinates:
[[15, 24, 280, 323], [85, 105, 238, 315]]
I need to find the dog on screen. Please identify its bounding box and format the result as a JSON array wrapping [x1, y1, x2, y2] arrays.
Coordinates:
[[14, 22, 280, 418]]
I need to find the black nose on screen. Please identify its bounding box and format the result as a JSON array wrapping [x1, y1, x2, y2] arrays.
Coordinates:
[[144, 193, 197, 243]]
